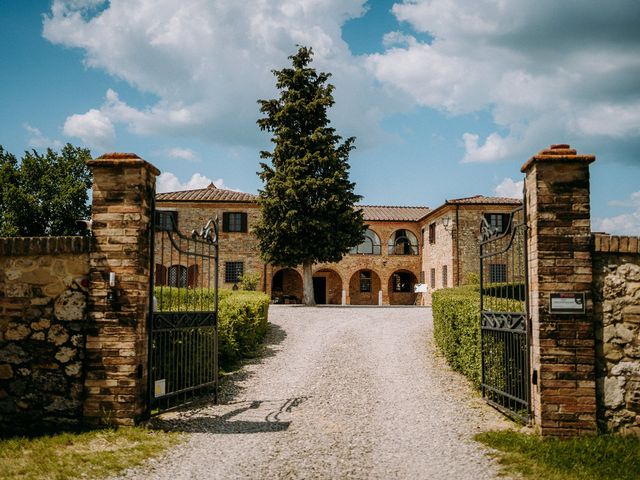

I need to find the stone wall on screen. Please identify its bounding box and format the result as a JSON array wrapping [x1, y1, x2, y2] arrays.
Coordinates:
[[0, 236, 90, 435], [593, 234, 640, 435]]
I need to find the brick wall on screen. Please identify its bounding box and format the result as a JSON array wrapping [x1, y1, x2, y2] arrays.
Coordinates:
[[0, 236, 90, 435], [84, 154, 158, 426], [592, 234, 640, 435], [523, 144, 597, 436]]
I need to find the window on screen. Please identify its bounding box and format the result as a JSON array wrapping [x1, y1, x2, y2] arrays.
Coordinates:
[[225, 261, 244, 283], [420, 271, 425, 284], [168, 265, 187, 287], [392, 272, 413, 293], [223, 212, 248, 233], [430, 268, 436, 288], [484, 213, 509, 235], [388, 229, 419, 255], [360, 271, 372, 292], [428, 223, 436, 244], [350, 228, 381, 255], [187, 265, 199, 288], [155, 264, 167, 286], [155, 210, 178, 231], [442, 265, 448, 288], [489, 263, 507, 283]]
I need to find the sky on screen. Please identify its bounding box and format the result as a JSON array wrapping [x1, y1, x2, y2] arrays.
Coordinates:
[[1, 0, 639, 234]]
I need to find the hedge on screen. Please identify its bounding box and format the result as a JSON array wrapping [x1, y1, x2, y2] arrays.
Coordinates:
[[154, 287, 270, 369], [432, 285, 482, 388], [432, 285, 519, 389]]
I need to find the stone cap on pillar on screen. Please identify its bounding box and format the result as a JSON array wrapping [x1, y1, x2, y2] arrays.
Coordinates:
[[87, 153, 161, 176], [521, 144, 595, 173]]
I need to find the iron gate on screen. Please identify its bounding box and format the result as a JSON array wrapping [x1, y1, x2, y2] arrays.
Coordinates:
[[479, 200, 530, 422], [148, 210, 219, 413]]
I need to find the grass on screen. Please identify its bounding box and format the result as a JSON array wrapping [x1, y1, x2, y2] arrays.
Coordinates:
[[0, 426, 182, 480], [476, 430, 640, 480]]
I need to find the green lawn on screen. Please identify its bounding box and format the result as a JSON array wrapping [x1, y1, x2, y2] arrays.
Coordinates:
[[476, 430, 640, 480], [0, 427, 181, 480]]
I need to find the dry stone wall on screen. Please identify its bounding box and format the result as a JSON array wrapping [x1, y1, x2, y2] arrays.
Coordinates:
[[593, 234, 640, 435], [0, 236, 90, 435]]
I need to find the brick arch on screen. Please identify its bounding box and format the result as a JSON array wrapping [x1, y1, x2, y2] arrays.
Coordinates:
[[388, 269, 417, 305], [271, 268, 303, 304], [312, 268, 343, 304], [348, 269, 381, 305], [387, 228, 420, 256]]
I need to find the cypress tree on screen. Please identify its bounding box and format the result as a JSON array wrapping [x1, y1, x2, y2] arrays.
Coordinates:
[[255, 46, 365, 305]]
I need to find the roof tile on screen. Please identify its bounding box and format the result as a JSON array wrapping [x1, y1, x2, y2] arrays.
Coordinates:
[[156, 183, 257, 202], [358, 205, 430, 222]]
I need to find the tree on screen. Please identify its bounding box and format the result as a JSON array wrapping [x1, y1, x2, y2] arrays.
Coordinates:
[[255, 46, 365, 306], [0, 144, 92, 236]]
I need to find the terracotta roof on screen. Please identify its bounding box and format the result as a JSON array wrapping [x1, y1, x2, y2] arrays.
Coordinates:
[[358, 205, 430, 222], [156, 183, 257, 202], [445, 195, 522, 205]]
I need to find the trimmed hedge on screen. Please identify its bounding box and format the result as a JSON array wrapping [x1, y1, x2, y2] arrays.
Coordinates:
[[482, 282, 525, 301], [154, 288, 270, 368], [432, 285, 482, 388], [218, 291, 270, 366]]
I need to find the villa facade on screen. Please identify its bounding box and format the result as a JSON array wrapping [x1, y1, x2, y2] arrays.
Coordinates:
[[155, 183, 521, 305]]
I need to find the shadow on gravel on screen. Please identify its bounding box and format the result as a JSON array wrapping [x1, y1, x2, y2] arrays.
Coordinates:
[[218, 322, 288, 404], [150, 397, 308, 434]]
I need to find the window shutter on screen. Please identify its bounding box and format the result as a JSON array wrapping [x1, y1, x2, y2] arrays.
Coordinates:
[[222, 212, 230, 232], [240, 212, 248, 232]]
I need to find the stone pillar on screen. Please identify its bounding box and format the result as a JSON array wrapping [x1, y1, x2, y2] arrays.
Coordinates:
[[522, 144, 597, 436], [84, 153, 160, 426]]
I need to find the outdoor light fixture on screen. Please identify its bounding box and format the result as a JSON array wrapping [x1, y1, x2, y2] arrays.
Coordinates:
[[442, 216, 453, 233], [107, 272, 119, 310]]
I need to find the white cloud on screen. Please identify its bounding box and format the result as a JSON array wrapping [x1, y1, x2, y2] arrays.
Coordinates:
[[156, 172, 241, 193], [62, 108, 115, 150], [167, 147, 198, 161], [366, 0, 640, 163], [594, 191, 640, 235], [23, 123, 62, 149], [494, 177, 524, 199], [43, 0, 392, 149]]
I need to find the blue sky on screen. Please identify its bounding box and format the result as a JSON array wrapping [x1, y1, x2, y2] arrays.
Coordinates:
[[1, 0, 639, 233]]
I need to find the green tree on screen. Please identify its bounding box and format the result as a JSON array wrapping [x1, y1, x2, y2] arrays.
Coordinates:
[[255, 46, 365, 305], [0, 144, 92, 236]]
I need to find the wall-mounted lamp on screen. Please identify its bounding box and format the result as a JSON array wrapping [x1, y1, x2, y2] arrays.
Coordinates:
[[107, 272, 119, 310], [442, 216, 453, 233]]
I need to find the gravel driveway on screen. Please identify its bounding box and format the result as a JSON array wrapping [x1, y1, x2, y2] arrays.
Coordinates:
[[120, 306, 512, 480]]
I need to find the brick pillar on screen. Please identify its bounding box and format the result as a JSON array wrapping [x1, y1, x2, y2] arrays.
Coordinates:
[[522, 144, 597, 436], [84, 153, 160, 426]]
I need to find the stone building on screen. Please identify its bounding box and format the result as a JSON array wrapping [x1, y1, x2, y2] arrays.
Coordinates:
[[155, 184, 522, 305], [420, 195, 522, 304]]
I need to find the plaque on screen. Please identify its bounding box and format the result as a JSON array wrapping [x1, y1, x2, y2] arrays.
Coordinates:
[[154, 379, 166, 397], [549, 293, 585, 314]]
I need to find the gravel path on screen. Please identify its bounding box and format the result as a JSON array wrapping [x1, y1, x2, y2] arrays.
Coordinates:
[[120, 306, 512, 480]]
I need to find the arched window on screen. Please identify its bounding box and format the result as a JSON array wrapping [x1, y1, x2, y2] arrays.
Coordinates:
[[168, 265, 188, 288], [388, 229, 419, 255], [350, 228, 381, 255]]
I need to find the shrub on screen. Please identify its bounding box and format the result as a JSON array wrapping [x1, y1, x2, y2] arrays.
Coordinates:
[[218, 290, 270, 367], [238, 271, 261, 291], [432, 285, 482, 387], [153, 287, 270, 369]]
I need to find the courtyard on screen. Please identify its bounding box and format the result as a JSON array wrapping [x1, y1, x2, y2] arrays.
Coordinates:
[[120, 306, 510, 479]]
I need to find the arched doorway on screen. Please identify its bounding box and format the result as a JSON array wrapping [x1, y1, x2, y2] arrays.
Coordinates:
[[271, 268, 303, 304], [349, 269, 381, 305], [312, 269, 343, 304], [388, 270, 418, 305]]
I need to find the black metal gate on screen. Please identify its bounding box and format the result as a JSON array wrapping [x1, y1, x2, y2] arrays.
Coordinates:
[[148, 210, 219, 413], [479, 200, 530, 422]]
